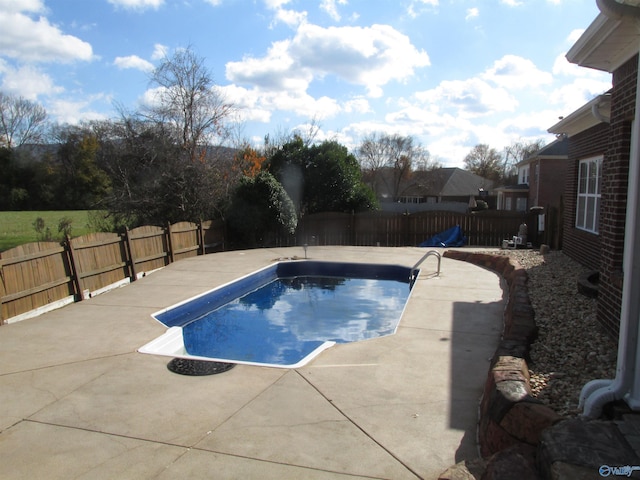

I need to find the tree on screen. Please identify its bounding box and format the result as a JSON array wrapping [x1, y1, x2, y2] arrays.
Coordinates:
[[0, 92, 47, 149], [502, 139, 546, 183], [226, 171, 297, 247], [51, 124, 111, 209], [357, 133, 438, 200], [93, 116, 232, 226], [144, 47, 234, 162], [463, 144, 502, 182], [268, 137, 377, 214], [232, 146, 266, 178]]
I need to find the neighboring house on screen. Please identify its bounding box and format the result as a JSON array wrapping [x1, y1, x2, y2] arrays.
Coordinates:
[[551, 1, 640, 417], [494, 184, 529, 213], [379, 167, 495, 213], [494, 138, 569, 248], [495, 137, 569, 214]]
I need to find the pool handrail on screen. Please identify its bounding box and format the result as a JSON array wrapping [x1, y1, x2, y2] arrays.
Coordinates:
[[410, 250, 441, 283]]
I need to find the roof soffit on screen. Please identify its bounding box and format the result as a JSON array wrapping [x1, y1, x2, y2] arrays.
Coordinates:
[[567, 12, 640, 72]]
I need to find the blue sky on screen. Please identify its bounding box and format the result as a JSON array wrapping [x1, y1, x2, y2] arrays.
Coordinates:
[[0, 0, 611, 167]]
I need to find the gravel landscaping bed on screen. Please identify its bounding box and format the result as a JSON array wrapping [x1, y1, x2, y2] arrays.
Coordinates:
[[492, 249, 617, 417]]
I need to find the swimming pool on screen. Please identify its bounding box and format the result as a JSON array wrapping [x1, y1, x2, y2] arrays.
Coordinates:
[[139, 260, 416, 368]]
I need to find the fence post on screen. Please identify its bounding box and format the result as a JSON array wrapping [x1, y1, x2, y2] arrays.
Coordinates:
[[124, 228, 138, 282], [403, 211, 410, 246], [198, 220, 205, 256], [166, 222, 175, 263], [0, 257, 5, 324], [65, 235, 83, 301], [350, 211, 356, 245]]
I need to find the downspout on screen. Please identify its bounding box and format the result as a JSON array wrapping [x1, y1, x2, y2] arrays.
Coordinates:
[[580, 0, 640, 417]]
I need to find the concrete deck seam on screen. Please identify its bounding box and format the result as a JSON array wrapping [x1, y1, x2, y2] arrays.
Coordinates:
[[0, 351, 134, 377], [295, 370, 425, 480]]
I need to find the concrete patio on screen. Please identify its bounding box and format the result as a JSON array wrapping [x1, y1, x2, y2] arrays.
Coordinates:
[[0, 246, 505, 479]]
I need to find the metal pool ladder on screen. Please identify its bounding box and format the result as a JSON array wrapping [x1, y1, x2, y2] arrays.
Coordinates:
[[410, 250, 441, 284]]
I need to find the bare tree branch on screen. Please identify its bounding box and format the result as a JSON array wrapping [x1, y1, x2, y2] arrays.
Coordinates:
[[143, 47, 235, 162], [0, 92, 47, 149]]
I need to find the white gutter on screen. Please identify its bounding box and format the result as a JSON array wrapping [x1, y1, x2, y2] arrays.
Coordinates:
[[597, 0, 640, 18], [580, 0, 640, 417], [548, 94, 611, 138]]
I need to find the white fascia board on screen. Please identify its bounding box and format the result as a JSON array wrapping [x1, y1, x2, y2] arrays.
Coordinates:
[[548, 95, 611, 137]]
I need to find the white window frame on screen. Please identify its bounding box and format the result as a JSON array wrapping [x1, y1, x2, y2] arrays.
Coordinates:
[[576, 155, 602, 234]]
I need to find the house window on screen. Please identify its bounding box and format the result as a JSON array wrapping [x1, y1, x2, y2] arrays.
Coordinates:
[[519, 166, 530, 185], [516, 197, 527, 212], [576, 156, 602, 234]]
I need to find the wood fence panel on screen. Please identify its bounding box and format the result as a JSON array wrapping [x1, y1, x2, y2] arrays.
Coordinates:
[[169, 222, 200, 262], [127, 225, 169, 276], [70, 232, 129, 295], [408, 211, 460, 246], [354, 211, 403, 246], [299, 213, 352, 245], [201, 219, 225, 252], [0, 242, 74, 321]]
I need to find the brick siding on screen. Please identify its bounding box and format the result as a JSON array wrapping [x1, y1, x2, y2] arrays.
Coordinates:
[[529, 158, 568, 211], [595, 55, 637, 338], [563, 123, 608, 272]]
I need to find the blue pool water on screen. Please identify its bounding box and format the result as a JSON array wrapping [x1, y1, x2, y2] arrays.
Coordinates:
[[140, 261, 415, 368]]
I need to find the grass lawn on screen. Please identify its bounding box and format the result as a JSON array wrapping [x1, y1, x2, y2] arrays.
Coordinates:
[[0, 210, 97, 252]]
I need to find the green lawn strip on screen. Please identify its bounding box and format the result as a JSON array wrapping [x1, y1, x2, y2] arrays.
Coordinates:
[[0, 210, 95, 252]]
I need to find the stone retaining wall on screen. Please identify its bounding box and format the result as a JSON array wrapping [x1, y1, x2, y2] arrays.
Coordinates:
[[439, 251, 564, 479]]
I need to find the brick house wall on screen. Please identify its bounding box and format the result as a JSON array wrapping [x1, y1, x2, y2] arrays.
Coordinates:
[[596, 54, 637, 338], [563, 123, 608, 272], [530, 158, 568, 210]]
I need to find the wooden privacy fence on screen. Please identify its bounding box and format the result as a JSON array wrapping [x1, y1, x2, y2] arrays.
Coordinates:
[[0, 220, 225, 324], [1, 210, 534, 325], [275, 210, 537, 248]]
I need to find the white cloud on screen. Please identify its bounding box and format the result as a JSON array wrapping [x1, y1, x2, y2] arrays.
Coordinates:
[[226, 39, 309, 92], [415, 78, 518, 118], [114, 55, 154, 72], [320, 0, 347, 21], [0, 7, 93, 62], [501, 0, 523, 6], [227, 22, 430, 100], [465, 8, 479, 20], [263, 0, 292, 8], [0, 63, 63, 100], [497, 110, 561, 138], [567, 28, 585, 44], [482, 55, 553, 89], [151, 43, 168, 60], [272, 8, 307, 27], [263, 0, 307, 27], [549, 77, 613, 112], [343, 97, 371, 114], [406, 0, 438, 19], [48, 96, 109, 124], [219, 84, 273, 123], [292, 23, 429, 97], [107, 0, 164, 10], [0, 0, 45, 14]]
